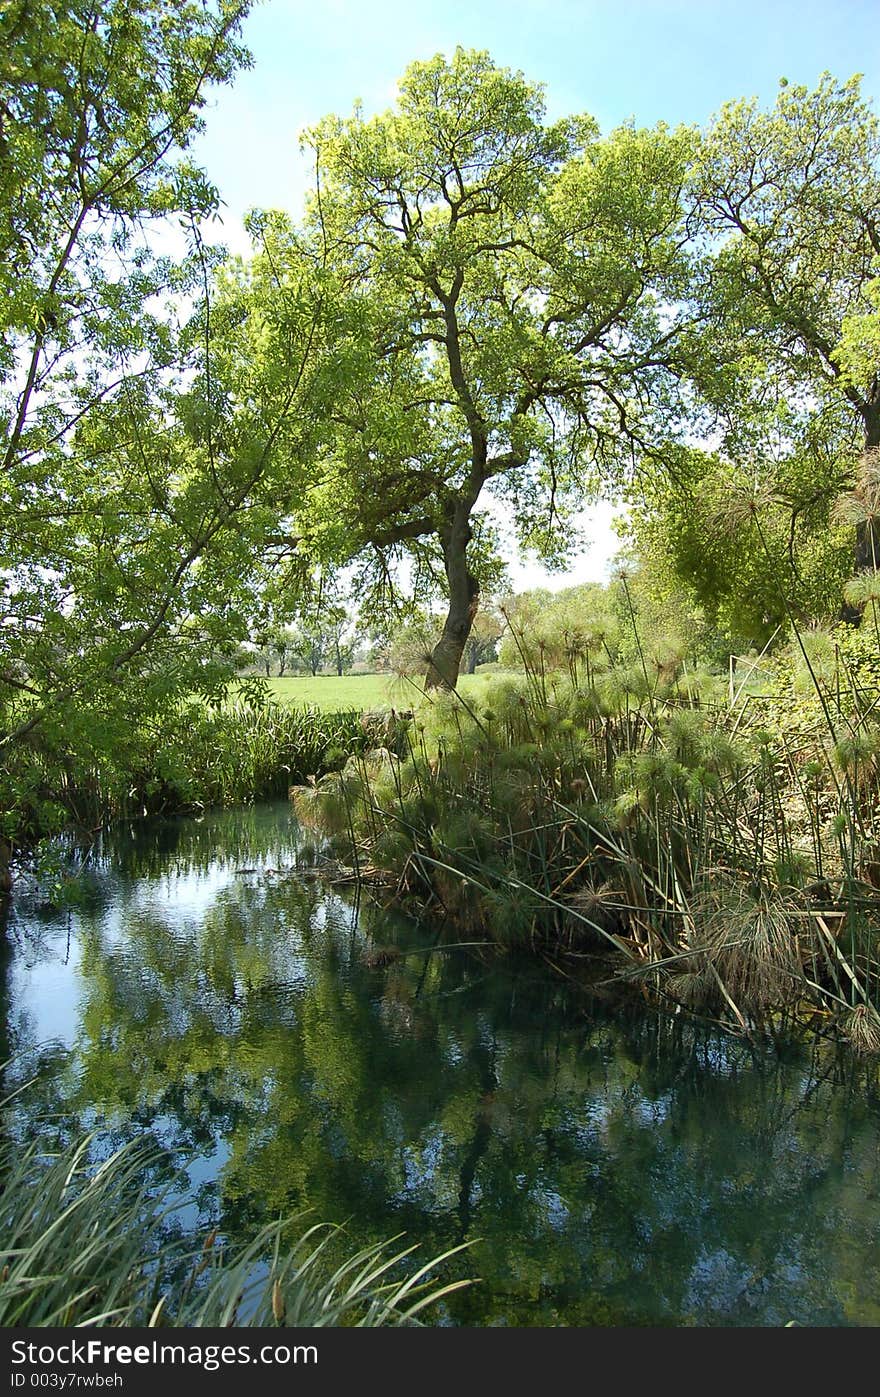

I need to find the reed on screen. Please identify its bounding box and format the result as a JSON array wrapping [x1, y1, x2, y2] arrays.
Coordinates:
[[165, 703, 367, 807], [0, 1126, 469, 1328], [1, 701, 368, 851], [297, 615, 880, 1051]]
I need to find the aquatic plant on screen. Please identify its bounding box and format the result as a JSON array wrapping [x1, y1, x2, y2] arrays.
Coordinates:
[[0, 1128, 469, 1328], [1, 700, 369, 863], [299, 609, 880, 1049]]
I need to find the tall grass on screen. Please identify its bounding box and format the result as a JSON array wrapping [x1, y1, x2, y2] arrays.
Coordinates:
[[293, 620, 880, 1053], [1, 702, 369, 853], [0, 1127, 469, 1327], [167, 703, 368, 808]]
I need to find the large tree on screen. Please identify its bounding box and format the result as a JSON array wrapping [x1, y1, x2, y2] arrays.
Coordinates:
[[287, 49, 697, 688], [613, 74, 880, 641], [693, 74, 880, 571], [0, 2, 326, 842]]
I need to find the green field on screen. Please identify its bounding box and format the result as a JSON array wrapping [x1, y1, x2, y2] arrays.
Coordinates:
[[263, 671, 499, 712]]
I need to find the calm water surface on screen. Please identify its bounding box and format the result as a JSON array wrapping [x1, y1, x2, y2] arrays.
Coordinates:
[[3, 802, 880, 1326]]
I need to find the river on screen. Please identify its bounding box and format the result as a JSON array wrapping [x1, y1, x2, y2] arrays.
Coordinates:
[[3, 801, 879, 1326]]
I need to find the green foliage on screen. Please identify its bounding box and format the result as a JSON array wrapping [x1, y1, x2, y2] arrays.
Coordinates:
[[836, 271, 880, 390], [0, 1127, 467, 1326], [626, 446, 853, 650], [0, 697, 369, 851], [253, 49, 700, 684], [620, 74, 880, 641], [303, 620, 880, 1046], [499, 584, 618, 679], [694, 74, 879, 412], [0, 0, 330, 848], [163, 703, 368, 807]]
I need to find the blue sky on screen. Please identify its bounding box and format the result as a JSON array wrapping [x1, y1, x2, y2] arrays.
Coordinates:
[[195, 0, 879, 241], [191, 0, 880, 590]]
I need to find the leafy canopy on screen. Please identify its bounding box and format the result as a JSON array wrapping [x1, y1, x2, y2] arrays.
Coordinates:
[[253, 49, 699, 684], [0, 2, 288, 834]]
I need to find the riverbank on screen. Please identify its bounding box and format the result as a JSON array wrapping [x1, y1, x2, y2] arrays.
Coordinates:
[[292, 660, 880, 1055], [0, 701, 369, 892]]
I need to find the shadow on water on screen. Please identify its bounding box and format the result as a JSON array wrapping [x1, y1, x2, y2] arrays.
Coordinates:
[[3, 802, 880, 1326]]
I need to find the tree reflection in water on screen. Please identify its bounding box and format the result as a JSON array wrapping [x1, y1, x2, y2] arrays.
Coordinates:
[[3, 803, 880, 1326]]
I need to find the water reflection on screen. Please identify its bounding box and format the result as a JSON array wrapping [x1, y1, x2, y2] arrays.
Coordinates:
[[4, 803, 880, 1326]]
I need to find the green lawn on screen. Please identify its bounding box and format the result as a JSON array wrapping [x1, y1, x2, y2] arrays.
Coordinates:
[[262, 671, 501, 712], [265, 674, 402, 711]]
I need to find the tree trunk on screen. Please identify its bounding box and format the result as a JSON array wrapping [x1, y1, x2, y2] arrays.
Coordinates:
[[865, 391, 880, 452], [845, 394, 880, 618], [856, 400, 880, 567], [0, 837, 12, 898], [426, 508, 479, 690], [855, 519, 875, 572]]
